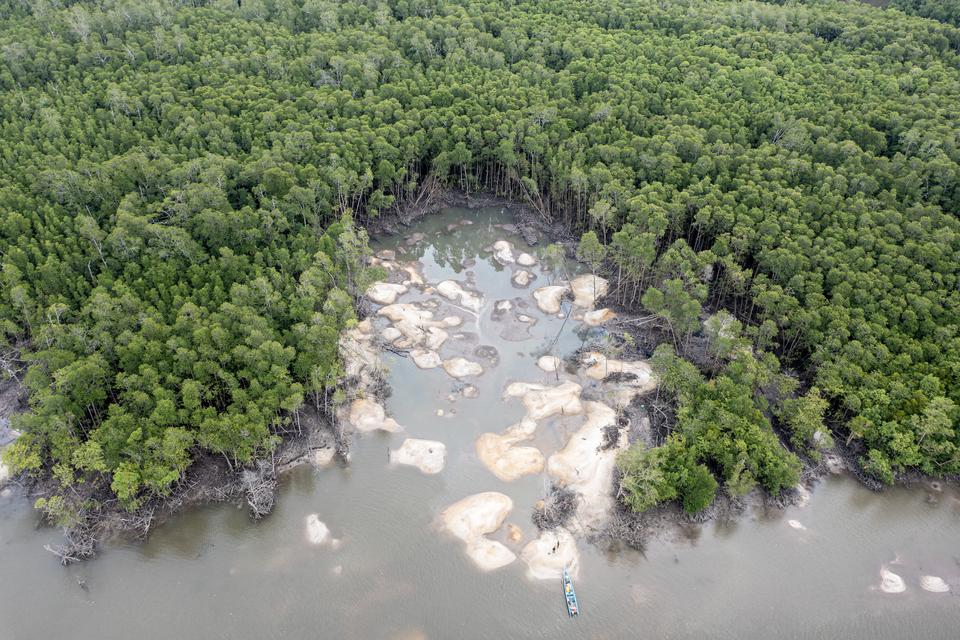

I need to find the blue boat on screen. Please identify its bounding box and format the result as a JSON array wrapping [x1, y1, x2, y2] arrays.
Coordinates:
[[562, 567, 579, 616]]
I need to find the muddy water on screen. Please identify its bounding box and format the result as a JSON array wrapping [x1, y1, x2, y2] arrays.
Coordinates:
[[1, 207, 959, 639]]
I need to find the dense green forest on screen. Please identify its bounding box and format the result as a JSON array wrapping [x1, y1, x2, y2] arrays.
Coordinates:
[[890, 0, 960, 28], [1, 0, 958, 515]]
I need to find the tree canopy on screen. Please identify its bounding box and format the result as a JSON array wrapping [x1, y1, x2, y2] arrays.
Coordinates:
[[0, 0, 958, 510]]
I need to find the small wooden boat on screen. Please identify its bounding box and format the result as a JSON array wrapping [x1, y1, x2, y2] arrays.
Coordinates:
[[562, 567, 579, 616]]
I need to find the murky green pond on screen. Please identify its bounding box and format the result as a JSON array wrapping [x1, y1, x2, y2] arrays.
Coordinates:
[[1, 207, 959, 639]]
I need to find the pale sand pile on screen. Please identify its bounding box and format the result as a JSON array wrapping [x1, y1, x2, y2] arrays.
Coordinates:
[[569, 274, 609, 308], [442, 357, 484, 379], [306, 514, 331, 545], [880, 567, 906, 593], [581, 352, 658, 407], [377, 303, 462, 348], [512, 270, 532, 287], [436, 280, 482, 312], [410, 349, 442, 369], [547, 401, 626, 527], [348, 398, 401, 432], [533, 284, 569, 314], [366, 282, 408, 305], [536, 355, 561, 372], [441, 492, 516, 570], [475, 419, 544, 481], [339, 319, 381, 379], [583, 308, 616, 326], [391, 439, 447, 474], [919, 575, 950, 593], [401, 264, 425, 287], [504, 381, 583, 421], [492, 240, 516, 264], [520, 528, 580, 580], [517, 252, 537, 267], [424, 326, 448, 350]]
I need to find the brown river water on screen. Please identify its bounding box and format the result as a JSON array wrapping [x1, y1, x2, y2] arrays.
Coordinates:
[[1, 207, 958, 639]]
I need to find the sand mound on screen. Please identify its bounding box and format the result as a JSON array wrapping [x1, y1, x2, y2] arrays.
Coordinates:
[[410, 349, 442, 369], [520, 528, 580, 580], [919, 575, 950, 593], [424, 327, 448, 350], [492, 240, 516, 264], [401, 264, 425, 287], [537, 356, 561, 372], [391, 439, 446, 474], [512, 270, 532, 287], [339, 319, 381, 379], [436, 280, 482, 312], [348, 398, 401, 432], [504, 381, 583, 421], [517, 252, 537, 267], [583, 308, 616, 326], [880, 567, 906, 593], [547, 401, 625, 528], [476, 421, 545, 481], [366, 282, 408, 305], [570, 275, 609, 308], [382, 326, 402, 343], [306, 514, 331, 545], [443, 357, 484, 378], [533, 285, 569, 314], [378, 303, 462, 347], [581, 352, 657, 403], [441, 492, 517, 571]]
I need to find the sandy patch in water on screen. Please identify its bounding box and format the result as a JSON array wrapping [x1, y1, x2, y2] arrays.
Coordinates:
[[441, 492, 517, 570], [536, 356, 561, 372], [547, 401, 627, 528], [410, 349, 442, 369], [442, 357, 484, 379], [366, 282, 408, 305], [377, 303, 462, 348], [306, 514, 331, 545], [570, 275, 608, 308], [879, 567, 906, 593], [583, 308, 616, 326], [475, 419, 544, 481], [520, 528, 580, 580], [391, 439, 446, 474], [533, 284, 569, 314], [492, 240, 516, 264], [504, 381, 583, 421], [436, 280, 482, 313], [919, 575, 950, 593], [512, 270, 532, 287], [348, 398, 401, 433]]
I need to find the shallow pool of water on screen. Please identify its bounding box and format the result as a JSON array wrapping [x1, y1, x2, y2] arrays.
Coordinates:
[[1, 207, 958, 639]]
